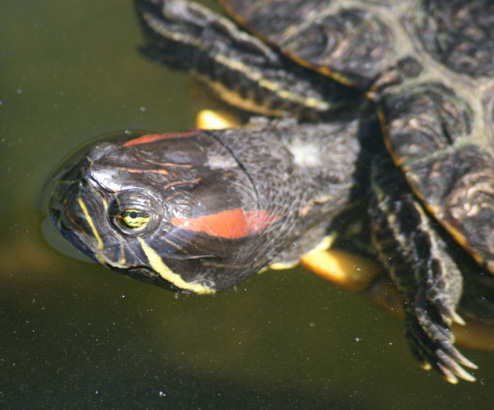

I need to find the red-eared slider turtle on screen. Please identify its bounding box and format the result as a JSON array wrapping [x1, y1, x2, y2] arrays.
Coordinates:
[[49, 0, 494, 383]]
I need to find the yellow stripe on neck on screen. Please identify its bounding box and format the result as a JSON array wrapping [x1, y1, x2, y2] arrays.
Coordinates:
[[137, 237, 215, 295]]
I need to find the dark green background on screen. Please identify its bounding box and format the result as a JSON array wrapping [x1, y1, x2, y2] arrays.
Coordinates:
[[1, 1, 494, 409]]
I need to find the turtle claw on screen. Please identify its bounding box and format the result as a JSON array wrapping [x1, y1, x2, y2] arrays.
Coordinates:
[[437, 339, 478, 370], [437, 303, 466, 326], [406, 313, 477, 383], [449, 310, 466, 326], [436, 349, 476, 383], [437, 362, 461, 385]]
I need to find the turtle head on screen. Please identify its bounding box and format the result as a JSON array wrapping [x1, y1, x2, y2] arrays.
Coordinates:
[[49, 131, 264, 294]]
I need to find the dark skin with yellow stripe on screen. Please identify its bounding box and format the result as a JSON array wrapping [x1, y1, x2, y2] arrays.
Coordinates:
[[49, 0, 494, 384]]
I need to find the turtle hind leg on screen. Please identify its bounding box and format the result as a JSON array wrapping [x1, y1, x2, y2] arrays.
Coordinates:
[[370, 156, 477, 383]]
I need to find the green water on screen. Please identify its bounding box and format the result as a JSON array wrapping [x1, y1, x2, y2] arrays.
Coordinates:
[[1, 1, 494, 409]]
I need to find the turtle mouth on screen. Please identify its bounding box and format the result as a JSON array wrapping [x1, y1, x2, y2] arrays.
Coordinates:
[[41, 214, 98, 264], [53, 214, 100, 263]]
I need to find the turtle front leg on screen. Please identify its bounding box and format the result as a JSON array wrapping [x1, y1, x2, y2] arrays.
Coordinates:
[[369, 156, 477, 383]]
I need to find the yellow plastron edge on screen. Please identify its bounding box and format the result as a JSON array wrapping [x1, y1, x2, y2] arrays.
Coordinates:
[[299, 236, 382, 293], [196, 109, 239, 129]]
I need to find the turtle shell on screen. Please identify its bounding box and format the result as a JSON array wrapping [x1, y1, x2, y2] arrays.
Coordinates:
[[220, 0, 494, 274]]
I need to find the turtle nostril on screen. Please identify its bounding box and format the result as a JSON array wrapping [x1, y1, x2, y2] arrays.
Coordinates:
[[76, 171, 89, 187]]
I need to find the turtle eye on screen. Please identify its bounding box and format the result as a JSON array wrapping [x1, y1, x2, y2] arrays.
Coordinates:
[[117, 209, 150, 231]]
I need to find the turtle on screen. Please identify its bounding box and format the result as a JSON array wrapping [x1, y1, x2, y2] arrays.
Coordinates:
[[48, 0, 494, 383]]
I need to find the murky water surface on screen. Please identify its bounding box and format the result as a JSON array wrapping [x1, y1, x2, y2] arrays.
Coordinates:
[[1, 1, 494, 409]]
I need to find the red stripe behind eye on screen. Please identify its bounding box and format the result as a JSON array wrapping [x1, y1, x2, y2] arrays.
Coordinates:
[[123, 130, 201, 147], [171, 209, 279, 239]]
